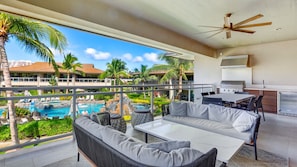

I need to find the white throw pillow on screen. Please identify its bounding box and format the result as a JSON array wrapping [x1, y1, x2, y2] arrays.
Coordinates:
[[232, 111, 256, 132]]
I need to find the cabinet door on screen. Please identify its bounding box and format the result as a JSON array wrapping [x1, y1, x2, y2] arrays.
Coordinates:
[[263, 91, 277, 113], [245, 90, 277, 113]]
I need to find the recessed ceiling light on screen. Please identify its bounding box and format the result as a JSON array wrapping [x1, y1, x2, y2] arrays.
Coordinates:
[[276, 28, 282, 31]]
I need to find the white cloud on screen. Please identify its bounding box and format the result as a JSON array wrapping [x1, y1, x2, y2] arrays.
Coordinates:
[[133, 56, 143, 62], [123, 53, 132, 60], [144, 53, 158, 62], [50, 47, 62, 56], [85, 48, 96, 55], [85, 48, 111, 60], [93, 52, 111, 60]]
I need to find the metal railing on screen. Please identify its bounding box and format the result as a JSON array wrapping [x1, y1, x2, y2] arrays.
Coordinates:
[[8, 77, 106, 83], [0, 83, 215, 152]]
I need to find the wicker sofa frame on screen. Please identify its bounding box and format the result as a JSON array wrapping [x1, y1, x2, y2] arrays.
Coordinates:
[[73, 117, 218, 167]]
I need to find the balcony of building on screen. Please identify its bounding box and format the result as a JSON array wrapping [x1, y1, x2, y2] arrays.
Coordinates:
[[0, 84, 296, 166]]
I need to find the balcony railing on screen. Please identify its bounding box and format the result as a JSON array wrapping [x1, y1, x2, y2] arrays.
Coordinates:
[[2, 77, 110, 86], [9, 77, 107, 83], [0, 83, 215, 152]]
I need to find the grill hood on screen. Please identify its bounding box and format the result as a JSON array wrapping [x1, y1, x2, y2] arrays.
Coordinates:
[[220, 55, 249, 68]]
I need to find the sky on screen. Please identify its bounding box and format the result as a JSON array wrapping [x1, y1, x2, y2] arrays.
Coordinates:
[[5, 24, 166, 71]]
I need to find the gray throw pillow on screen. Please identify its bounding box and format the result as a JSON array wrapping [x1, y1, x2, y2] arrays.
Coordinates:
[[146, 141, 190, 153], [208, 104, 242, 125], [187, 103, 209, 119], [169, 101, 187, 116]]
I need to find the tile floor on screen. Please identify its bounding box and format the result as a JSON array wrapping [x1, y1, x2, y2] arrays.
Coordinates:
[[0, 113, 296, 167]]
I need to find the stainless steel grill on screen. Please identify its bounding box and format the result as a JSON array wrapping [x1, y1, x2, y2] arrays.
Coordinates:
[[219, 80, 245, 94]]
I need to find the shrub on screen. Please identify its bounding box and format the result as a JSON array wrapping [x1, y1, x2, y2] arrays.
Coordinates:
[[59, 96, 72, 100], [15, 107, 30, 117], [0, 95, 7, 106], [94, 94, 113, 101], [29, 90, 38, 96], [127, 93, 142, 99], [0, 117, 73, 141], [132, 99, 150, 104]]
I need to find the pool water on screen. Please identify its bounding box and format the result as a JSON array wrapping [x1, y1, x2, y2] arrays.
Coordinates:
[[0, 102, 104, 119], [34, 103, 104, 119], [0, 108, 4, 116], [132, 103, 150, 110], [77, 103, 104, 114]]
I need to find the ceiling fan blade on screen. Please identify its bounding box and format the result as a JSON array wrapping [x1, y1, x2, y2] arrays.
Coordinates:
[[226, 31, 231, 39], [206, 30, 224, 39], [194, 28, 223, 34], [198, 25, 223, 29], [234, 22, 272, 29], [232, 29, 255, 34], [233, 14, 264, 27]]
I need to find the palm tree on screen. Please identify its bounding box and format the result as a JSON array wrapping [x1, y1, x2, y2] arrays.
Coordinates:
[[49, 75, 58, 93], [133, 64, 157, 98], [0, 12, 67, 144], [150, 53, 193, 99], [100, 58, 129, 91], [60, 53, 83, 93]]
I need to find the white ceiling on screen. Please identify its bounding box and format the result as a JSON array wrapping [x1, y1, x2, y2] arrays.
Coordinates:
[[1, 0, 297, 57], [103, 0, 297, 49]]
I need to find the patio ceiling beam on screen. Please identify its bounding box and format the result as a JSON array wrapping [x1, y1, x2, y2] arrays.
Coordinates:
[[0, 0, 217, 59]]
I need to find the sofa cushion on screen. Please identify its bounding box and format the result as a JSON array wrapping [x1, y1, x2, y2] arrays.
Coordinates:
[[146, 141, 190, 153], [169, 101, 187, 116], [101, 125, 203, 166], [163, 115, 253, 143], [232, 111, 257, 132], [208, 104, 243, 125], [75, 116, 104, 139], [187, 103, 209, 119]]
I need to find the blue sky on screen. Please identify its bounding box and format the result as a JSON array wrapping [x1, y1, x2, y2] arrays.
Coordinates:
[[5, 24, 166, 71]]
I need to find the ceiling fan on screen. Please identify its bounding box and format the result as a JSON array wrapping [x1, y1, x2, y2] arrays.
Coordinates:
[[200, 13, 272, 39]]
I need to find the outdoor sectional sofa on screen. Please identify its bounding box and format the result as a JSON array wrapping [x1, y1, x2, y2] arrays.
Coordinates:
[[73, 116, 218, 167], [162, 101, 261, 160]]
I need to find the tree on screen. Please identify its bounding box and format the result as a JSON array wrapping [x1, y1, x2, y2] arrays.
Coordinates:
[[49, 75, 58, 93], [0, 12, 67, 144], [150, 53, 193, 99], [133, 64, 158, 98], [60, 53, 83, 93], [100, 58, 129, 90]]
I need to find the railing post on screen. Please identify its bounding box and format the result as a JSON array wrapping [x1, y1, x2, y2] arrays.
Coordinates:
[[72, 88, 77, 120], [150, 86, 154, 113], [188, 83, 191, 102], [120, 87, 123, 116]]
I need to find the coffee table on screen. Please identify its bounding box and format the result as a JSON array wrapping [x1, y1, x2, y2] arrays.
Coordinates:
[[134, 119, 244, 164]]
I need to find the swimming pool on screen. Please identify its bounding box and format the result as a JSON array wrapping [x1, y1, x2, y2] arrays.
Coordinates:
[[0, 108, 5, 116], [0, 102, 104, 119], [132, 103, 150, 110], [34, 102, 104, 119]]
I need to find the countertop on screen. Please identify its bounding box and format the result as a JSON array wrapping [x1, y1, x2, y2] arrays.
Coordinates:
[[244, 85, 297, 92]]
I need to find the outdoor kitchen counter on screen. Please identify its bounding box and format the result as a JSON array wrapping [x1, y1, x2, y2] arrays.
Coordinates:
[[245, 85, 297, 91], [244, 87, 277, 114], [245, 86, 297, 116]]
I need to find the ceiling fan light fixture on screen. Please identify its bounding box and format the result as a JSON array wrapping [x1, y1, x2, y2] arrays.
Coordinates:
[[199, 13, 272, 39]]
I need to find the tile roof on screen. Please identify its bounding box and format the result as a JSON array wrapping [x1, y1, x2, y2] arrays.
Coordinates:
[[5, 62, 103, 74]]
